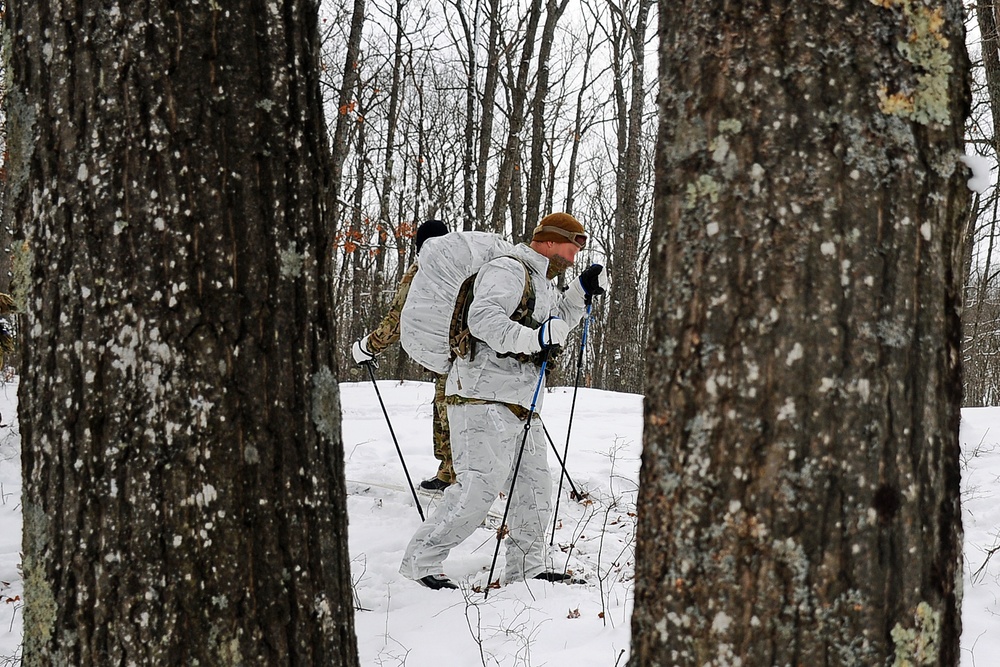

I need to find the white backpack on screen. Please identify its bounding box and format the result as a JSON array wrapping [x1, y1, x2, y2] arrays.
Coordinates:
[[400, 231, 516, 374]]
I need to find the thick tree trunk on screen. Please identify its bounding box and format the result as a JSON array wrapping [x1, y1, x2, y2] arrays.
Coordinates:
[[6, 1, 359, 664], [632, 1, 969, 665]]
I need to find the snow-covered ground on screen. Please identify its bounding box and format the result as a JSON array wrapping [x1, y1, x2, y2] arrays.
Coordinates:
[[342, 381, 640, 667], [344, 380, 1000, 667], [0, 378, 995, 665], [0, 379, 22, 666], [957, 407, 1000, 666]]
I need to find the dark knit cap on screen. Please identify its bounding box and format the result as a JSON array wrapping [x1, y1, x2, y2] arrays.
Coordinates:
[[416, 219, 449, 252]]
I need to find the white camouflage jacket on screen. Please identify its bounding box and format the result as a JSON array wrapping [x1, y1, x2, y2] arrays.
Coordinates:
[[445, 243, 586, 412]]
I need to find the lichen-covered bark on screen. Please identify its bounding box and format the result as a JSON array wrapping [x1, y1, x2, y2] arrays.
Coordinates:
[[5, 1, 359, 664], [632, 1, 968, 665]]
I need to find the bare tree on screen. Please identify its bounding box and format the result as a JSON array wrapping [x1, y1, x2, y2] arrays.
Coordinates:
[[963, 1, 1000, 406], [477, 0, 504, 228], [633, 0, 969, 664], [444, 0, 482, 229], [600, 0, 654, 394], [525, 0, 571, 228], [563, 9, 603, 216], [330, 0, 368, 234], [5, 1, 359, 664], [490, 0, 544, 236]]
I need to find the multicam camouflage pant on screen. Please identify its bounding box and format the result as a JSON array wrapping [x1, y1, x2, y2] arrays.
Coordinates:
[[432, 375, 456, 483]]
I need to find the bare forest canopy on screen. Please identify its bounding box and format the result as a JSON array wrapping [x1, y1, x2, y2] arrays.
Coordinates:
[[318, 0, 655, 394], [322, 0, 997, 403], [964, 0, 1000, 405], [1, 0, 998, 403]]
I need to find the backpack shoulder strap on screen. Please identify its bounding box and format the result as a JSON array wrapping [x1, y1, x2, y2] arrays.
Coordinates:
[[449, 256, 537, 361], [508, 260, 537, 328], [449, 273, 479, 360]]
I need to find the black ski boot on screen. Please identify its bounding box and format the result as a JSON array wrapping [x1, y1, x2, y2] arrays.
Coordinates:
[[419, 477, 451, 492], [418, 574, 458, 590], [534, 571, 587, 584]]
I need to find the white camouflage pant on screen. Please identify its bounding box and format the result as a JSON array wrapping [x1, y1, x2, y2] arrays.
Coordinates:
[[399, 402, 552, 583]]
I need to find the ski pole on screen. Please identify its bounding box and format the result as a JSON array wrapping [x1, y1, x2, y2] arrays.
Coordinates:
[[365, 362, 425, 521], [540, 421, 582, 500], [549, 302, 592, 546], [484, 350, 550, 599]]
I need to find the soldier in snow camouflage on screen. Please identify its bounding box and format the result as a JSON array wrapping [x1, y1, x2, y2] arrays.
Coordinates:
[[399, 212, 608, 591], [351, 220, 455, 489]]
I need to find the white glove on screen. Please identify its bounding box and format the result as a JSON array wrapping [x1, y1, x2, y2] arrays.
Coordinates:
[[510, 317, 569, 356], [567, 276, 588, 307], [352, 335, 377, 366], [537, 317, 570, 350], [512, 326, 543, 356]]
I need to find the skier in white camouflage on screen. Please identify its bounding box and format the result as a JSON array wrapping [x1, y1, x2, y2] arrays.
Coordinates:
[[399, 212, 608, 590]]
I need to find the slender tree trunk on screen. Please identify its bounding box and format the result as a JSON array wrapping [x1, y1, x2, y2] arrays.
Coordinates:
[[375, 0, 408, 315], [351, 79, 370, 343], [564, 26, 596, 215], [451, 0, 480, 229], [525, 0, 569, 228], [510, 159, 526, 241], [976, 1, 1000, 163], [602, 0, 653, 394], [961, 191, 981, 291], [476, 0, 502, 229], [965, 1, 1000, 406], [633, 1, 969, 664], [490, 0, 543, 234], [6, 0, 359, 664], [414, 73, 427, 226], [545, 131, 557, 214], [963, 193, 999, 407], [330, 0, 367, 227]]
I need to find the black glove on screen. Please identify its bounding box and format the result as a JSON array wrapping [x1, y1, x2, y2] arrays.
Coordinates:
[[578, 264, 607, 297]]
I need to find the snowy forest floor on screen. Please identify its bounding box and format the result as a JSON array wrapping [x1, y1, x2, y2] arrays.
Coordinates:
[[0, 379, 994, 666]]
